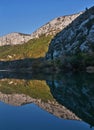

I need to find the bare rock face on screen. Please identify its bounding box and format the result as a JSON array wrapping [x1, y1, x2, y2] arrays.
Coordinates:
[[30, 12, 82, 39], [0, 33, 31, 46], [46, 6, 94, 60], [0, 12, 81, 46]]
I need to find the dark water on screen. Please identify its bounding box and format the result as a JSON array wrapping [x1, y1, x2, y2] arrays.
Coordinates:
[[0, 71, 94, 130]]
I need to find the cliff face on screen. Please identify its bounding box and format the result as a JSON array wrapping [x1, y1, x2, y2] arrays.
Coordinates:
[[46, 6, 94, 60], [0, 33, 32, 46], [0, 13, 81, 46], [30, 12, 82, 39]]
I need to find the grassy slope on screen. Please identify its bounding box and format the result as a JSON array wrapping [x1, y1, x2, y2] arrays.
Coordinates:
[[0, 35, 52, 60], [0, 79, 54, 102]]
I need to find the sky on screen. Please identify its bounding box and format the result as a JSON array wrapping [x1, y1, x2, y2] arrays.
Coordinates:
[[0, 0, 94, 36]]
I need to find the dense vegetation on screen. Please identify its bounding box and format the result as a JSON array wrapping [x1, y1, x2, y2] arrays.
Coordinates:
[[47, 52, 94, 72]]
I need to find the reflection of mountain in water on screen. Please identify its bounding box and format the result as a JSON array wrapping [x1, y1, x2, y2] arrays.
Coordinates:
[[0, 71, 94, 126], [46, 73, 94, 127], [0, 77, 79, 121]]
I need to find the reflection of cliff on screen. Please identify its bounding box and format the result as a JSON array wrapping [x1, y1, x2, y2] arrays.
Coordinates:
[[46, 73, 94, 126], [0, 78, 79, 120], [0, 93, 33, 106], [0, 92, 79, 120]]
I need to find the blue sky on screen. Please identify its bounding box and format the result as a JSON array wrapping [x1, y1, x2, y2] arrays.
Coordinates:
[[0, 0, 94, 36]]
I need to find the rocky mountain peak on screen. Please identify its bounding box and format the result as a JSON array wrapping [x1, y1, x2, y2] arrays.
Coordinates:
[[0, 12, 82, 46]]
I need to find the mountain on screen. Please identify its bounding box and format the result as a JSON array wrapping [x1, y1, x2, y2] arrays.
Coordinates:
[[46, 6, 94, 71], [1, 7, 94, 72], [0, 32, 31, 46], [30, 12, 82, 39], [0, 12, 81, 46], [0, 35, 52, 60], [0, 12, 82, 61]]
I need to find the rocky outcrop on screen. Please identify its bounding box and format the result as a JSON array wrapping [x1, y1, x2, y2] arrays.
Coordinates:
[[46, 6, 94, 60], [0, 92, 79, 120], [0, 33, 31, 46], [0, 12, 82, 46], [30, 12, 82, 39]]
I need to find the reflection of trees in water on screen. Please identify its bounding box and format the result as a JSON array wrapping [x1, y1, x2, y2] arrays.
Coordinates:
[[46, 72, 94, 127]]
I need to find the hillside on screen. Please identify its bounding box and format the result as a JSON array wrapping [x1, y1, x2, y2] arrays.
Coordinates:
[[0, 12, 82, 62], [30, 12, 82, 39], [0, 7, 93, 72], [46, 6, 94, 71], [0, 35, 52, 61], [0, 12, 81, 47]]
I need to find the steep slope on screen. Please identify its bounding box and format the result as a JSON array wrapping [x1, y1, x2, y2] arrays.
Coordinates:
[[30, 12, 82, 39], [0, 12, 81, 46], [46, 6, 94, 70]]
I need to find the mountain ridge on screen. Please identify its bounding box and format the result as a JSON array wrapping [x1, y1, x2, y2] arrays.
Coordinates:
[[0, 12, 82, 46], [30, 12, 82, 39]]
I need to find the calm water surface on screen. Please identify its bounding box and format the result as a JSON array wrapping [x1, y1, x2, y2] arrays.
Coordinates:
[[0, 71, 93, 130]]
